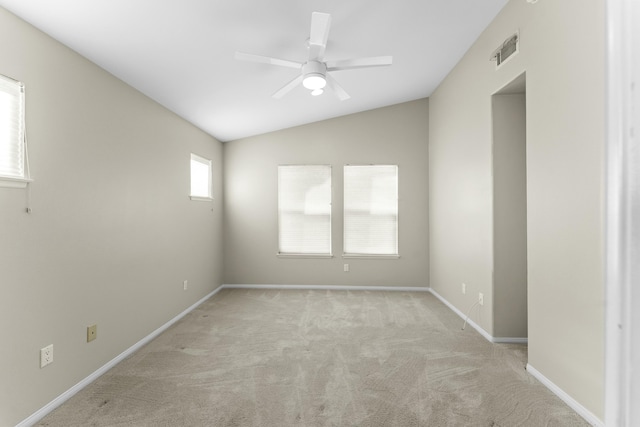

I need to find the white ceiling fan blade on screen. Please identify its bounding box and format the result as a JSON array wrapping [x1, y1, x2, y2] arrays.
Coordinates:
[[326, 73, 350, 101], [272, 75, 303, 99], [326, 56, 393, 71], [235, 52, 302, 69], [308, 12, 331, 60]]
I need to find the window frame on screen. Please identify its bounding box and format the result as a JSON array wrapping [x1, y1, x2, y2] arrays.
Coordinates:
[[343, 164, 399, 259], [189, 153, 213, 201], [277, 164, 333, 258], [0, 74, 32, 189]]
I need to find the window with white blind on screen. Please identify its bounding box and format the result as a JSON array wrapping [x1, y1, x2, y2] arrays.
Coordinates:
[[278, 165, 332, 256], [343, 165, 398, 256], [190, 153, 212, 200], [0, 74, 30, 188]]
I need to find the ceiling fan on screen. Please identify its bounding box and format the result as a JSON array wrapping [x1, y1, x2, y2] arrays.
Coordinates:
[[235, 12, 392, 100]]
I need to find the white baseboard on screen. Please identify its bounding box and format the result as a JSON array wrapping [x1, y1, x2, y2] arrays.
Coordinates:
[[221, 283, 431, 293], [427, 288, 528, 345], [429, 289, 600, 426], [526, 363, 604, 427], [493, 337, 528, 344], [16, 287, 223, 427], [427, 288, 495, 342]]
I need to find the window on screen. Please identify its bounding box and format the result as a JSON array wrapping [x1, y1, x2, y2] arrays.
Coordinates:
[[0, 74, 30, 188], [344, 165, 398, 256], [278, 165, 331, 256], [190, 153, 212, 200]]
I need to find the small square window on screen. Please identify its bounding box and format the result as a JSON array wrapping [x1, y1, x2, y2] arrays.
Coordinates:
[[0, 74, 31, 188], [190, 153, 212, 201]]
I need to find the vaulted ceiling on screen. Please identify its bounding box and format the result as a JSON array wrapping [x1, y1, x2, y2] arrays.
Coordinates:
[[0, 0, 508, 142]]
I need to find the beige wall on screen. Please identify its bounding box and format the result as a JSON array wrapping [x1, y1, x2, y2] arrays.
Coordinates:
[[0, 8, 224, 426], [224, 99, 429, 288], [0, 0, 608, 423], [492, 92, 527, 338], [429, 0, 604, 419]]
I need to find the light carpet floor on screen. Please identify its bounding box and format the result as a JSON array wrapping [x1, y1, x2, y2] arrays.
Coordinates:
[[38, 289, 589, 426]]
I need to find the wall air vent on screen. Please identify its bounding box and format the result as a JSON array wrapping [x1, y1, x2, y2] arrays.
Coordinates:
[[490, 32, 519, 68]]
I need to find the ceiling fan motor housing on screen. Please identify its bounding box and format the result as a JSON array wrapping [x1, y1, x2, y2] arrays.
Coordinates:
[[302, 61, 327, 89]]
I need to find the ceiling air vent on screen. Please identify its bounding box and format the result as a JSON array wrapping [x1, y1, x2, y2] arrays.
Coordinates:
[[490, 32, 519, 68]]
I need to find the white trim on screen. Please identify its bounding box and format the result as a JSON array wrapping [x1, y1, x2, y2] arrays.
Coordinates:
[[342, 254, 400, 259], [428, 288, 495, 342], [492, 337, 528, 344], [276, 253, 334, 259], [189, 196, 213, 202], [222, 284, 430, 293], [0, 176, 32, 189], [605, 0, 639, 426], [16, 287, 223, 427], [526, 364, 604, 427], [428, 288, 527, 344]]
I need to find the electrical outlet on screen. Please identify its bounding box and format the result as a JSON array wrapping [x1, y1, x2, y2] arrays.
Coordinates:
[[462, 283, 466, 294], [343, 264, 349, 272], [87, 324, 97, 342], [478, 293, 484, 306], [40, 344, 53, 368], [183, 280, 188, 290]]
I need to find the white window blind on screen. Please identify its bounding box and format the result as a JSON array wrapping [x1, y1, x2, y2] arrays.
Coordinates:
[[0, 74, 28, 184], [190, 153, 212, 200], [278, 165, 331, 255], [344, 165, 398, 256]]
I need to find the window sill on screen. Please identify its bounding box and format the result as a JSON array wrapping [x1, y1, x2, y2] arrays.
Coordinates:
[[190, 196, 213, 202], [342, 254, 400, 260], [0, 176, 33, 189], [277, 253, 333, 259]]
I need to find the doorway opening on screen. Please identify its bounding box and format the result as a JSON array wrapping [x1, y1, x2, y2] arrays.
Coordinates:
[[492, 73, 528, 341]]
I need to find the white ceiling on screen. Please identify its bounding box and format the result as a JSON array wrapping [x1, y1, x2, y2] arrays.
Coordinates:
[[0, 0, 508, 142]]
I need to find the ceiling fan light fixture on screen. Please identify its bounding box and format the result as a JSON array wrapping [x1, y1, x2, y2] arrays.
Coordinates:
[[303, 74, 326, 90], [235, 14, 391, 101], [301, 60, 327, 91]]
